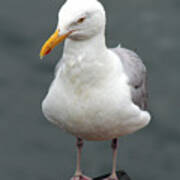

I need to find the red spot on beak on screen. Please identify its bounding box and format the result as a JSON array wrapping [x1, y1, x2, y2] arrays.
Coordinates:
[[45, 48, 52, 56]]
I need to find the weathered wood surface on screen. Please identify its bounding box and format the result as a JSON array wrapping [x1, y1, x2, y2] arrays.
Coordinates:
[[93, 171, 131, 180]]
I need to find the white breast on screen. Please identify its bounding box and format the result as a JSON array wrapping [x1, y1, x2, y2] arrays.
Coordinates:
[[42, 50, 150, 141]]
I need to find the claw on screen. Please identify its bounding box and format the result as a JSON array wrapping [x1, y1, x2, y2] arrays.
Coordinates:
[[71, 175, 92, 180], [103, 178, 118, 180], [102, 174, 118, 180]]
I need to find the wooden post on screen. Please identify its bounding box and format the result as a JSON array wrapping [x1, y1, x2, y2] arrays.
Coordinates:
[[93, 170, 131, 180]]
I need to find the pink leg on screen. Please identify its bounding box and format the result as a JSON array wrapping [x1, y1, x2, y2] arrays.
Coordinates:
[[103, 139, 119, 180], [71, 138, 92, 180]]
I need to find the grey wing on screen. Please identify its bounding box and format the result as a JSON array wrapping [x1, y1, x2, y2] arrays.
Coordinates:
[[112, 46, 148, 110]]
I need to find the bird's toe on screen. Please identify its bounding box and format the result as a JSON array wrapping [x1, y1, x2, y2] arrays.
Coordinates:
[[103, 174, 119, 180], [71, 175, 92, 180]]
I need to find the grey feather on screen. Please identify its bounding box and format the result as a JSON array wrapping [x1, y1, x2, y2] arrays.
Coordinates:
[[112, 47, 148, 110], [54, 46, 148, 110]]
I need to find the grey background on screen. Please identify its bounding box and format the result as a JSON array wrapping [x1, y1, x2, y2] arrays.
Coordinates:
[[0, 0, 179, 179]]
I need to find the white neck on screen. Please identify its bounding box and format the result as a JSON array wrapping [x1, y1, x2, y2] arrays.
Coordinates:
[[58, 31, 119, 90], [63, 31, 107, 60]]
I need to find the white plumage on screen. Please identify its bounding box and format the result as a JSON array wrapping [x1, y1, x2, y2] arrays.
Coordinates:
[[40, 0, 151, 179], [42, 0, 150, 141], [42, 43, 150, 140]]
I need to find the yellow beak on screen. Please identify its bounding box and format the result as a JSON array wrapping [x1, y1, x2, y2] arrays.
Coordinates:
[[40, 29, 71, 59]]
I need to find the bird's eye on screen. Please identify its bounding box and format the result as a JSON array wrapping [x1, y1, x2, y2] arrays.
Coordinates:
[[77, 17, 86, 24]]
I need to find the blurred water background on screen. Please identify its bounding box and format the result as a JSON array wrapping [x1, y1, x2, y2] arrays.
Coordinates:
[[0, 0, 180, 179]]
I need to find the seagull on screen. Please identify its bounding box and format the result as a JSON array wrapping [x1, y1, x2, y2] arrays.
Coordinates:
[[40, 0, 151, 179]]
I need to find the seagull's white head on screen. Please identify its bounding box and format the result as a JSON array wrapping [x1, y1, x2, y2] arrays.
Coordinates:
[[59, 0, 106, 40], [40, 0, 106, 59]]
